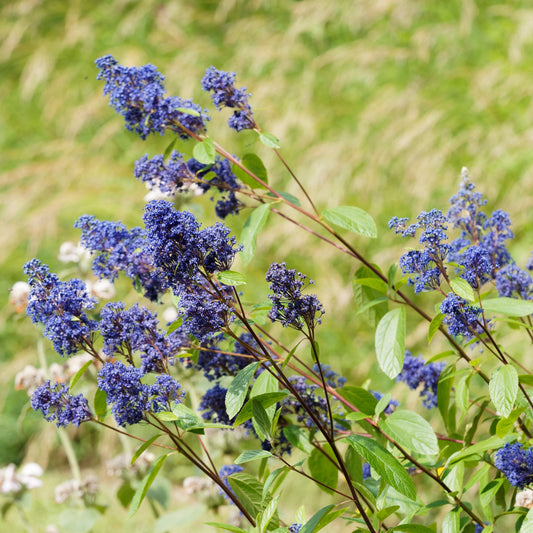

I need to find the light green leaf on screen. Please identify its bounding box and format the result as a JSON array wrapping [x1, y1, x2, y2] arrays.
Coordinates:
[[235, 450, 273, 464], [131, 435, 160, 465], [227, 473, 265, 519], [234, 391, 289, 426], [481, 297, 533, 317], [522, 507, 533, 533], [205, 522, 248, 533], [450, 277, 476, 302], [216, 270, 247, 286], [94, 388, 108, 420], [480, 479, 504, 509], [175, 107, 201, 117], [428, 312, 444, 344], [129, 454, 168, 517], [69, 359, 92, 392], [155, 506, 205, 533], [390, 525, 436, 533], [343, 435, 416, 500], [240, 203, 271, 265], [379, 410, 439, 456], [448, 436, 503, 465], [375, 307, 406, 379], [226, 362, 260, 419], [258, 132, 280, 149], [489, 365, 518, 418], [267, 190, 301, 206], [258, 495, 280, 533], [321, 206, 377, 238], [58, 509, 101, 533], [192, 138, 215, 164], [156, 411, 179, 422], [442, 508, 460, 533], [352, 277, 389, 293], [300, 505, 335, 533], [308, 445, 338, 494]]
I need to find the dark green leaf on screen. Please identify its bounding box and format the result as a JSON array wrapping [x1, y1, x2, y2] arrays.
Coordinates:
[[519, 374, 533, 387], [300, 505, 335, 533], [163, 137, 178, 159], [129, 454, 168, 517], [343, 435, 416, 500], [131, 435, 160, 465], [321, 206, 377, 238], [380, 410, 439, 455], [308, 445, 338, 494], [192, 138, 215, 164], [226, 362, 259, 419], [489, 365, 518, 418], [390, 525, 436, 533], [69, 360, 92, 392], [339, 386, 378, 416], [116, 482, 135, 508], [315, 507, 348, 532], [216, 270, 247, 286], [258, 132, 280, 149], [267, 190, 301, 206], [481, 297, 533, 317], [283, 425, 313, 454], [252, 400, 272, 440], [242, 153, 268, 183], [240, 203, 271, 265], [375, 307, 406, 379]]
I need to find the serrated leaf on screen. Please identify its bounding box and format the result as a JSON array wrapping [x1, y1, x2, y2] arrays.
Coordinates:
[[344, 435, 416, 500], [308, 445, 338, 494], [192, 138, 215, 164], [259, 495, 279, 533], [240, 203, 271, 265], [227, 473, 265, 519], [283, 425, 312, 454], [375, 307, 406, 379], [300, 505, 335, 533], [489, 365, 518, 418], [131, 435, 160, 465], [69, 359, 92, 392], [321, 206, 377, 238], [216, 270, 247, 286], [450, 277, 476, 302], [380, 410, 439, 455], [234, 392, 289, 426], [129, 454, 168, 517], [481, 297, 533, 317], [258, 132, 280, 149], [235, 450, 273, 464], [428, 312, 445, 344], [226, 362, 260, 419]]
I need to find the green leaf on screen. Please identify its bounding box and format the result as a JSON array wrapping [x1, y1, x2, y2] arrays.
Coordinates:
[[167, 316, 183, 334], [447, 436, 503, 466], [308, 445, 338, 494], [390, 525, 436, 533], [234, 392, 289, 426], [242, 153, 268, 183], [216, 270, 247, 286], [321, 206, 377, 238], [252, 400, 272, 440], [94, 388, 108, 420], [155, 506, 205, 533], [175, 106, 201, 117], [235, 450, 273, 464], [380, 410, 439, 455], [481, 297, 533, 317], [375, 392, 392, 416], [352, 265, 388, 327], [192, 138, 215, 164], [352, 277, 389, 293], [227, 473, 265, 519], [258, 132, 280, 149], [480, 479, 504, 509], [519, 374, 533, 387], [442, 462, 464, 494], [205, 522, 248, 533], [283, 425, 313, 454], [343, 435, 416, 500], [489, 365, 518, 418], [69, 359, 92, 391], [232, 163, 262, 190], [428, 312, 445, 344], [496, 406, 527, 438], [522, 508, 533, 533], [129, 454, 168, 517], [449, 277, 476, 302], [267, 190, 301, 206], [163, 137, 178, 159], [240, 203, 271, 265], [339, 386, 378, 416], [315, 507, 347, 532], [375, 307, 406, 379], [262, 467, 289, 502], [116, 482, 135, 508], [57, 509, 101, 533], [156, 411, 179, 422], [442, 508, 460, 533], [300, 505, 335, 533], [226, 362, 259, 420], [258, 495, 280, 533], [131, 435, 160, 465]]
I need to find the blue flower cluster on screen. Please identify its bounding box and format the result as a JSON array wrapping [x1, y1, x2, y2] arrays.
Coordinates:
[[199, 383, 231, 425], [494, 442, 533, 488], [439, 293, 483, 339], [24, 259, 98, 356], [97, 362, 184, 427], [266, 262, 324, 330], [75, 215, 166, 301], [100, 303, 187, 373], [283, 375, 328, 429], [31, 381, 91, 427], [396, 352, 445, 409], [95, 55, 208, 140], [312, 363, 347, 388], [289, 525, 303, 533], [201, 67, 255, 132], [218, 464, 244, 500]]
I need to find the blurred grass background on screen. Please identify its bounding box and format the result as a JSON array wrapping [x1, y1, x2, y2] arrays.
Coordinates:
[[2, 0, 533, 531]]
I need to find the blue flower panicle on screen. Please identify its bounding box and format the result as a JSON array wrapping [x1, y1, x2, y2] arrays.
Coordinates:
[[495, 442, 533, 489], [199, 384, 232, 425], [266, 262, 324, 330], [31, 381, 91, 427], [218, 464, 244, 501], [396, 352, 445, 409], [201, 67, 255, 132], [440, 293, 483, 339], [97, 362, 184, 427], [24, 259, 98, 357], [95, 55, 208, 140]]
